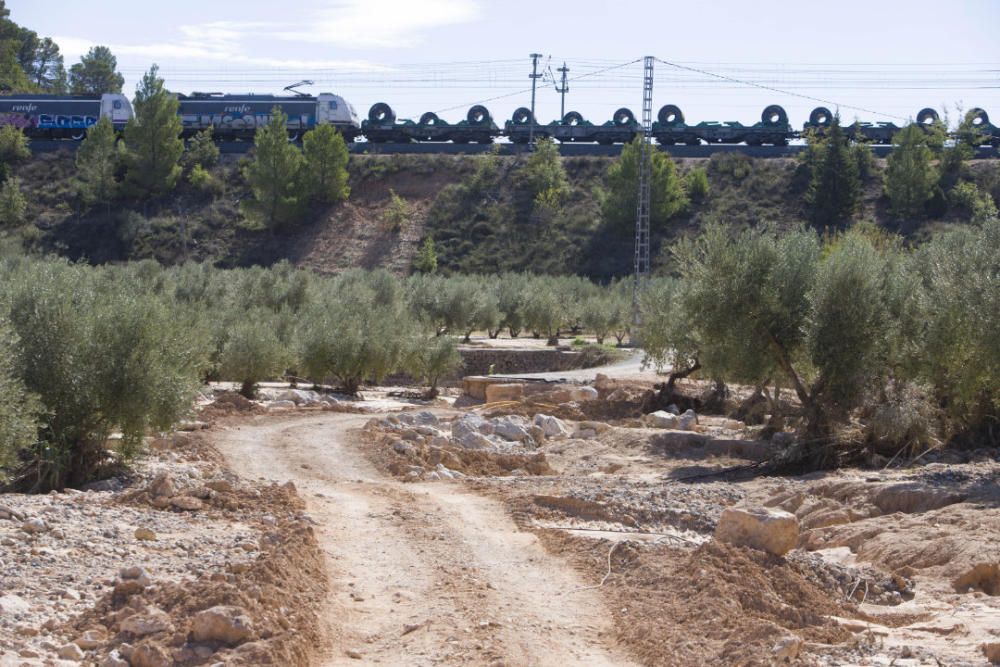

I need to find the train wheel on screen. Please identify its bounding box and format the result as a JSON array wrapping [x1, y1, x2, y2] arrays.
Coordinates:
[[70, 130, 86, 141]]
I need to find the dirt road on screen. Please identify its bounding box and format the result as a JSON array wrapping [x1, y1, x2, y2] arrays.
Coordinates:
[[212, 413, 637, 666]]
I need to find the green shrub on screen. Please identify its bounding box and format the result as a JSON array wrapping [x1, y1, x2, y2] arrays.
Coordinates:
[[184, 127, 220, 170], [0, 177, 27, 227], [686, 166, 710, 203], [189, 164, 223, 195], [384, 189, 410, 231]]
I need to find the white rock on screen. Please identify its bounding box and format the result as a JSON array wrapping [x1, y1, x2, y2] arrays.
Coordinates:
[[75, 629, 106, 650], [398, 411, 438, 426], [170, 496, 204, 511], [101, 650, 129, 667], [452, 414, 492, 438], [715, 507, 800, 556], [533, 414, 570, 439], [645, 411, 679, 429], [58, 643, 85, 661], [276, 389, 320, 405], [491, 415, 531, 441], [772, 635, 802, 661], [678, 409, 699, 431], [0, 594, 30, 615], [20, 518, 48, 534], [269, 400, 296, 410], [191, 605, 254, 645], [666, 404, 681, 415], [453, 430, 494, 449], [120, 607, 173, 637]]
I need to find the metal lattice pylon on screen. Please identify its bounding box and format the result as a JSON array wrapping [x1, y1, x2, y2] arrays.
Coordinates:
[[632, 56, 654, 330]]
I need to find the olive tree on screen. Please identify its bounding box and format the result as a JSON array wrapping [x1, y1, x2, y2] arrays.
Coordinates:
[[406, 335, 462, 398], [0, 321, 38, 477], [913, 217, 1000, 432], [2, 262, 201, 490], [218, 310, 289, 398]]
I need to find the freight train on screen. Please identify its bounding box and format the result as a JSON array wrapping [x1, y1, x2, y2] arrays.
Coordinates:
[[2, 91, 999, 149]]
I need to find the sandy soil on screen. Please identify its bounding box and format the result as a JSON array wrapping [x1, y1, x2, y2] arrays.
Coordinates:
[[212, 413, 638, 666]]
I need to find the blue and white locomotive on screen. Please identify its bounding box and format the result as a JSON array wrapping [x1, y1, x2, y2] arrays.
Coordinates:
[[175, 92, 361, 140], [0, 93, 133, 139]]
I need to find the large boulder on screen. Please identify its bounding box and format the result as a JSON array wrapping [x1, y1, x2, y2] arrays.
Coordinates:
[[677, 409, 699, 431], [191, 605, 255, 645], [491, 415, 531, 442], [714, 507, 799, 556], [120, 608, 173, 637], [276, 389, 320, 405], [644, 411, 679, 429], [452, 414, 492, 439], [533, 414, 570, 439], [485, 383, 524, 403]]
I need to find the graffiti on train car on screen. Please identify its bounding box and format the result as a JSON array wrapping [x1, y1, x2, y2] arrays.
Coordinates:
[[180, 113, 313, 130], [0, 113, 98, 130], [38, 114, 99, 129]]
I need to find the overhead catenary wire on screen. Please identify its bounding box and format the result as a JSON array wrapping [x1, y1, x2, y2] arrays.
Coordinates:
[[655, 57, 910, 121], [433, 58, 642, 114]]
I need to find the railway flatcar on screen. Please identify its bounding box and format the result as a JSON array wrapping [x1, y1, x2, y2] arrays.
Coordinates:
[[176, 92, 361, 140], [0, 94, 133, 139]]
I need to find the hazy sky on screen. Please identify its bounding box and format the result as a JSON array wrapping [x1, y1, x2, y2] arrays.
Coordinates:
[[13, 0, 1000, 128]]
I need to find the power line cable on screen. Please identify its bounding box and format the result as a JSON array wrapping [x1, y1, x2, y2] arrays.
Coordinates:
[[655, 57, 909, 120]]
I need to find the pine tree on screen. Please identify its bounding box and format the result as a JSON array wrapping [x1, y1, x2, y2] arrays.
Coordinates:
[[122, 65, 183, 198], [414, 237, 438, 273], [0, 175, 26, 227], [241, 108, 305, 230], [804, 117, 860, 228], [0, 123, 29, 181], [885, 124, 937, 220], [75, 117, 121, 212], [68, 46, 124, 94], [604, 136, 688, 229], [183, 127, 219, 170], [301, 124, 349, 204]]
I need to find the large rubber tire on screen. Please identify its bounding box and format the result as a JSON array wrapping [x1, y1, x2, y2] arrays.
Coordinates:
[[613, 108, 635, 126], [467, 105, 491, 125], [419, 112, 440, 126], [512, 107, 533, 125], [562, 111, 584, 126], [368, 103, 394, 124], [762, 105, 788, 126], [916, 108, 940, 125], [657, 104, 684, 126], [808, 107, 833, 127], [966, 108, 990, 127]]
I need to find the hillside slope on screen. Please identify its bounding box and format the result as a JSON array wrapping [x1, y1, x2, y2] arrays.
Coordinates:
[[8, 149, 1000, 279]]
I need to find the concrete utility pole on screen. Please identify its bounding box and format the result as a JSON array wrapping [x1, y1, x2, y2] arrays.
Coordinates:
[[529, 53, 543, 145], [556, 62, 569, 119], [632, 56, 654, 334]]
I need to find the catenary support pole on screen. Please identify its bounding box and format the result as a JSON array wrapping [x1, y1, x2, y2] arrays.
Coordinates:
[[632, 56, 654, 338]]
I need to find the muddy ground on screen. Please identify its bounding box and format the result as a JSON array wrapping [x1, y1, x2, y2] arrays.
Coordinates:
[[1, 374, 998, 666]]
